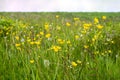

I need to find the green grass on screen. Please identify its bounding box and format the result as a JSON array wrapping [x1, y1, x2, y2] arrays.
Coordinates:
[[0, 12, 120, 80]]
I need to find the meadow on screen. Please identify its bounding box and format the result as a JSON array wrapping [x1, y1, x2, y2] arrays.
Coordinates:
[[0, 12, 120, 80]]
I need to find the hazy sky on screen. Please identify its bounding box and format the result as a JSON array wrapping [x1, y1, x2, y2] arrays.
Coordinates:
[[0, 0, 120, 12]]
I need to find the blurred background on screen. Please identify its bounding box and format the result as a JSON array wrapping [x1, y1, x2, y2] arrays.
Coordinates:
[[0, 0, 120, 12]]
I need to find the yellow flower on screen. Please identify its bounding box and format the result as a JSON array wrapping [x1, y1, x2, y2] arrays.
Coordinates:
[[27, 39, 31, 42], [36, 34, 40, 37], [102, 16, 106, 20], [56, 15, 59, 18], [101, 53, 105, 56], [57, 39, 62, 42], [108, 50, 112, 53], [6, 32, 9, 35], [35, 41, 41, 45], [66, 22, 71, 27], [61, 40, 65, 44], [97, 24, 103, 29], [15, 36, 19, 40], [45, 33, 51, 38], [94, 17, 99, 24], [84, 45, 89, 49], [12, 32, 15, 36], [74, 18, 80, 21], [52, 45, 61, 52], [30, 59, 34, 63], [75, 35, 79, 40], [30, 41, 35, 45], [83, 23, 92, 30], [44, 24, 49, 30], [40, 31, 44, 35], [15, 43, 21, 47], [92, 35, 98, 42], [67, 40, 71, 44], [71, 61, 77, 67], [57, 39, 65, 44], [111, 41, 114, 44]]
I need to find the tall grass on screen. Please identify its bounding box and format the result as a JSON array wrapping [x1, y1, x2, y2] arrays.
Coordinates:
[[0, 12, 120, 80]]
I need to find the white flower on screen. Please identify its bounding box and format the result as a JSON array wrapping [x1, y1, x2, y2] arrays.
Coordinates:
[[31, 26, 34, 29], [44, 59, 50, 67], [116, 54, 119, 58], [21, 38, 25, 42]]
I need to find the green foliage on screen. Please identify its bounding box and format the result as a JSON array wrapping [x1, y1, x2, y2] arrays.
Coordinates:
[[0, 17, 13, 37], [0, 12, 120, 80]]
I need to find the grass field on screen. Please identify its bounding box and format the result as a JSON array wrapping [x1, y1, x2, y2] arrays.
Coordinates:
[[0, 12, 120, 80]]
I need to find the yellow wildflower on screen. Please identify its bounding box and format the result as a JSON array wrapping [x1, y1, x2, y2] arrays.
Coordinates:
[[15, 43, 21, 47], [57, 39, 62, 42], [56, 15, 59, 18], [27, 39, 31, 42], [30, 41, 35, 45], [84, 45, 89, 49], [12, 32, 15, 36], [94, 17, 99, 24], [57, 39, 65, 44], [101, 53, 105, 56], [30, 59, 34, 63], [92, 35, 98, 42], [66, 22, 71, 27], [83, 23, 92, 30], [6, 32, 9, 35], [67, 40, 71, 44], [108, 50, 112, 53], [97, 24, 103, 29], [71, 61, 77, 67], [33, 38, 36, 41], [75, 35, 79, 40], [74, 18, 80, 21], [40, 31, 44, 35], [102, 16, 106, 20], [60, 40, 65, 44], [35, 41, 41, 45], [15, 36, 19, 40], [45, 33, 51, 38], [111, 41, 114, 44], [36, 34, 39, 37], [44, 24, 49, 31], [52, 45, 61, 52]]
